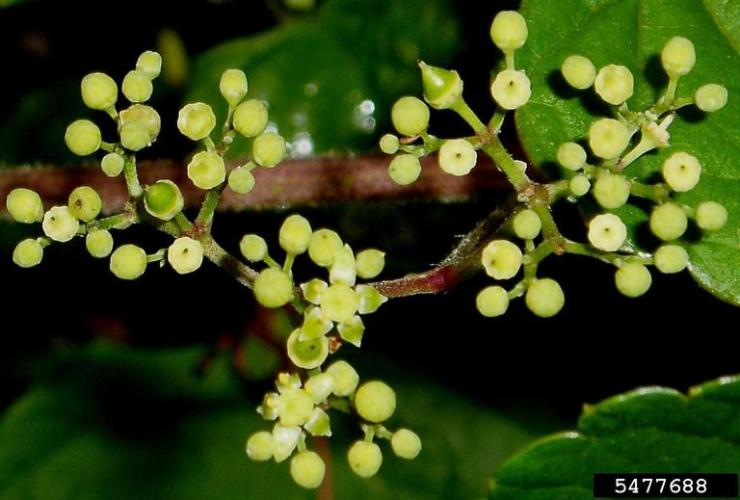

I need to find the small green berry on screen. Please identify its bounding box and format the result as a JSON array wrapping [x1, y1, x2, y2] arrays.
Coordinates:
[[80, 72, 117, 110], [348, 441, 382, 478], [391, 96, 430, 137], [512, 209, 541, 240], [525, 278, 565, 318], [695, 83, 728, 112], [68, 186, 102, 222], [355, 284, 387, 314], [418, 61, 463, 110], [557, 142, 587, 171], [252, 132, 286, 168], [490, 11, 528, 51], [219, 69, 249, 107], [168, 236, 204, 275], [277, 388, 314, 427], [301, 279, 328, 305], [85, 229, 114, 259], [119, 121, 151, 151], [379, 134, 399, 154], [65, 119, 101, 156], [144, 180, 183, 221], [290, 451, 325, 489], [320, 284, 359, 323], [356, 249, 385, 279], [109, 244, 147, 280], [279, 214, 312, 255], [615, 262, 652, 298], [187, 151, 225, 190], [240, 234, 268, 262], [338, 315, 364, 346], [326, 360, 359, 396], [662, 151, 701, 192], [227, 166, 256, 194], [122, 70, 153, 103], [695, 201, 727, 231], [661, 36, 695, 77], [438, 138, 477, 176], [391, 429, 421, 460], [594, 64, 634, 105], [308, 228, 343, 267], [593, 173, 630, 209], [388, 154, 421, 185], [233, 99, 268, 138], [287, 328, 329, 369], [42, 206, 79, 242], [254, 268, 294, 308], [271, 424, 302, 463], [561, 55, 596, 89], [12, 239, 43, 268], [476, 285, 509, 317], [569, 174, 591, 196], [588, 118, 630, 160], [654, 244, 689, 274], [6, 188, 43, 223], [101, 153, 125, 177], [246, 431, 274, 461], [354, 380, 396, 423], [119, 104, 161, 142], [491, 69, 531, 110], [136, 50, 162, 79], [177, 102, 216, 141], [305, 373, 334, 404], [481, 239, 522, 280], [650, 203, 687, 241], [588, 213, 627, 252], [329, 244, 357, 286]]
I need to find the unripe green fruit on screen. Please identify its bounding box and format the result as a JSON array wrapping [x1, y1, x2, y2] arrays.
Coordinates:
[[233, 99, 268, 138], [695, 201, 727, 231], [662, 152, 701, 192], [65, 119, 101, 156], [490, 10, 528, 50], [338, 315, 364, 347], [388, 154, 421, 185], [287, 328, 329, 369], [476, 285, 509, 317], [254, 267, 294, 308], [86, 229, 114, 259], [615, 262, 652, 298], [119, 121, 151, 151], [650, 203, 687, 241], [187, 151, 226, 190], [356, 284, 387, 314], [481, 239, 522, 280], [654, 244, 689, 274], [557, 142, 587, 171], [354, 380, 396, 423], [594, 64, 634, 105], [419, 61, 463, 110], [569, 174, 591, 196], [525, 278, 565, 318], [13, 239, 43, 268], [271, 424, 301, 463], [593, 173, 630, 209], [68, 186, 102, 222], [695, 83, 728, 112], [438, 138, 477, 176], [246, 431, 274, 461], [168, 237, 204, 274], [326, 360, 359, 396], [588, 213, 627, 252], [561, 55, 596, 89], [136, 50, 162, 79], [491, 69, 531, 110], [6, 188, 43, 223], [661, 36, 695, 77], [391, 96, 430, 137], [347, 441, 382, 478], [228, 166, 256, 194], [277, 388, 314, 427], [308, 229, 343, 267], [252, 132, 286, 167], [122, 70, 153, 103], [80, 72, 117, 110], [301, 279, 328, 305], [240, 234, 267, 262], [144, 180, 184, 221], [290, 451, 325, 489], [391, 429, 422, 460], [305, 373, 334, 404], [177, 102, 216, 141], [279, 214, 312, 255], [329, 244, 357, 286], [356, 249, 385, 279], [320, 284, 359, 323], [42, 206, 79, 243], [379, 134, 399, 154], [101, 153, 125, 177], [588, 118, 630, 160], [119, 104, 161, 142], [109, 244, 147, 280], [513, 209, 541, 240], [219, 69, 249, 107]]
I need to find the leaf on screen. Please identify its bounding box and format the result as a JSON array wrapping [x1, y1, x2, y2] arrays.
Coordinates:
[[185, 0, 459, 159], [489, 375, 740, 499], [0, 343, 553, 499], [514, 0, 740, 304]]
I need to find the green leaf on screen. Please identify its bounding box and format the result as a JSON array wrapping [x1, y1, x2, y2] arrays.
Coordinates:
[[186, 0, 459, 158], [0, 343, 554, 499], [490, 375, 740, 499], [514, 0, 740, 304]]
